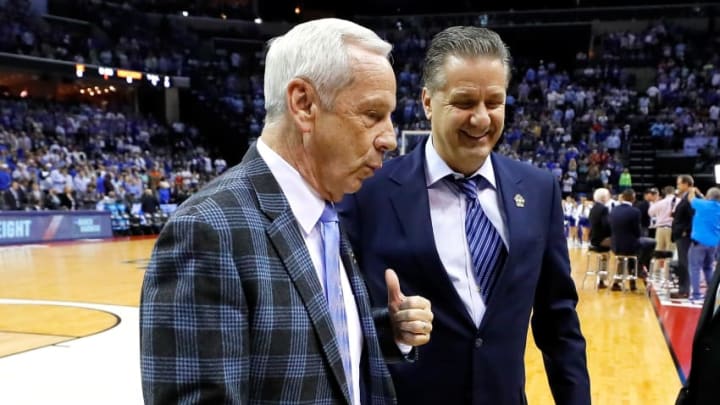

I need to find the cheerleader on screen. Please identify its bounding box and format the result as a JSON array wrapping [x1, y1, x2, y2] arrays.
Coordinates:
[[562, 195, 578, 242], [575, 194, 593, 246]]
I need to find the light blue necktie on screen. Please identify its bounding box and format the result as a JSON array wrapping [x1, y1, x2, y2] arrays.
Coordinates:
[[449, 176, 507, 302], [319, 203, 353, 402]]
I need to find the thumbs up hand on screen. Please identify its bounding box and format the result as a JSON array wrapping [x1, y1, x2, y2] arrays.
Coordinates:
[[386, 269, 433, 347]]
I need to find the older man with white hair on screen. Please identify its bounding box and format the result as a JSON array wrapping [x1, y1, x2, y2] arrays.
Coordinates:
[[589, 188, 612, 249], [140, 18, 433, 405]]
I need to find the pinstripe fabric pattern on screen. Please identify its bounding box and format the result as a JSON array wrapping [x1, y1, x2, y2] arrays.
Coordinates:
[[448, 176, 507, 301], [140, 145, 396, 404]]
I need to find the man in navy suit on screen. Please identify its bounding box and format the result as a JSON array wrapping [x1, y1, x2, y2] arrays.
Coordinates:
[[608, 189, 657, 290], [339, 26, 590, 404]]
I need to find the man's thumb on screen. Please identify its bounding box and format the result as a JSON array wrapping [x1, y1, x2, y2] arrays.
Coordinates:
[[385, 268, 405, 303]]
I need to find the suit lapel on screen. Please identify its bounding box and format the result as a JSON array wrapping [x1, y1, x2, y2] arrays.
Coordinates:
[[244, 146, 352, 404], [389, 141, 476, 330], [340, 233, 393, 399], [481, 154, 525, 321]]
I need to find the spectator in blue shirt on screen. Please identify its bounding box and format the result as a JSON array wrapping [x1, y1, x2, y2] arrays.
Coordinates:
[[688, 187, 720, 301], [0, 163, 11, 191]]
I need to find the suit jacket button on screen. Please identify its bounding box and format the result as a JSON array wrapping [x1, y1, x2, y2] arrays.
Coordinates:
[[475, 338, 483, 348]]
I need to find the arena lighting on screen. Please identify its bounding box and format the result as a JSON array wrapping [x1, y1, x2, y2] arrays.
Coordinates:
[[20, 90, 28, 98], [71, 65, 178, 88], [181, 10, 189, 17], [254, 17, 262, 24], [98, 66, 114, 79], [295, 6, 301, 14], [715, 164, 720, 184], [117, 69, 142, 81], [220, 13, 227, 19], [147, 73, 161, 86]]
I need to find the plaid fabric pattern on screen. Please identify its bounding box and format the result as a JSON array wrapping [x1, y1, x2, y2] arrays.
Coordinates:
[[140, 146, 395, 404]]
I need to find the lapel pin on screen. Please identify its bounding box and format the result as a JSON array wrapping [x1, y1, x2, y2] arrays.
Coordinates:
[[514, 194, 525, 208]]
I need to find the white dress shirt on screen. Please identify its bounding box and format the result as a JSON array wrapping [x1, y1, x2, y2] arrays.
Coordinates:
[[648, 195, 676, 227], [257, 139, 362, 405], [606, 199, 618, 213], [424, 139, 509, 327]]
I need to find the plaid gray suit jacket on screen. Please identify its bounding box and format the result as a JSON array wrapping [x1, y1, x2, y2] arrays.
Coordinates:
[[140, 146, 398, 404]]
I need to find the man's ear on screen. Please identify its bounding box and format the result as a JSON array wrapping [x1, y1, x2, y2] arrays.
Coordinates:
[[421, 87, 432, 120], [287, 78, 318, 134]]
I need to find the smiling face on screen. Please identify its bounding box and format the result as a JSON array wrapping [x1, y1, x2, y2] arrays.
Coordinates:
[[422, 55, 507, 176], [305, 47, 397, 201]]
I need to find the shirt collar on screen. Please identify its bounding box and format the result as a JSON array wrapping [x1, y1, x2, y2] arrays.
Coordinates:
[[424, 136, 497, 189], [620, 200, 633, 206], [256, 138, 325, 235]]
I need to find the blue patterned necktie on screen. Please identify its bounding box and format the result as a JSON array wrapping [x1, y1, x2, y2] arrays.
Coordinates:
[[319, 203, 354, 402], [449, 176, 507, 302]]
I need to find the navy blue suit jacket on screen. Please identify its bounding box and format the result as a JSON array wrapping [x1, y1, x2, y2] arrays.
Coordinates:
[[609, 204, 642, 255], [339, 141, 590, 405]]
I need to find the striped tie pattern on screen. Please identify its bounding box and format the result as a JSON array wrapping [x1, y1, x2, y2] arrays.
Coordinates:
[[449, 176, 507, 302], [319, 203, 354, 402]]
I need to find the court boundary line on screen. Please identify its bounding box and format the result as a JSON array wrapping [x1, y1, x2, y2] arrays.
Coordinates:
[[0, 336, 75, 359], [0, 329, 77, 338], [0, 234, 157, 249], [0, 299, 123, 359], [646, 288, 687, 385]]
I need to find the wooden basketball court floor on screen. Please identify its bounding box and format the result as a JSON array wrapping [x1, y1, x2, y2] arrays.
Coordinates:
[[0, 237, 683, 404]]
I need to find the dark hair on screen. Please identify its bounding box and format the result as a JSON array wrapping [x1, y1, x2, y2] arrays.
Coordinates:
[[423, 26, 511, 92], [677, 175, 694, 186], [621, 188, 636, 202]]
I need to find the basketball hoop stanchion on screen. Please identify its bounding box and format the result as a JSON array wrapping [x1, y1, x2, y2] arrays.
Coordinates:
[[400, 130, 431, 155]]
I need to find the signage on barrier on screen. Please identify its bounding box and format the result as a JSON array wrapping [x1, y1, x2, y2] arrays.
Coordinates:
[[0, 212, 113, 245]]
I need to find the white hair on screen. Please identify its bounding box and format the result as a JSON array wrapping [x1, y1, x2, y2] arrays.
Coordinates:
[[593, 188, 610, 203], [707, 187, 720, 201], [263, 18, 392, 123]]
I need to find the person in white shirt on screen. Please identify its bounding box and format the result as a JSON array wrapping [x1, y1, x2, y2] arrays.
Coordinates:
[[214, 157, 227, 174], [563, 195, 578, 242], [49, 166, 66, 193], [139, 18, 432, 405], [606, 194, 619, 213], [649, 185, 678, 252], [576, 194, 593, 245]]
